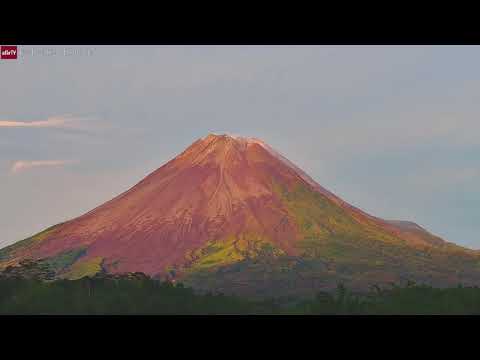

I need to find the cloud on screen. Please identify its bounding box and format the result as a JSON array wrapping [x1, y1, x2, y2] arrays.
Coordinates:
[[0, 115, 96, 130], [10, 160, 75, 174]]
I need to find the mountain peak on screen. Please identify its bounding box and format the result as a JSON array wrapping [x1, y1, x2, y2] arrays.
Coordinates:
[[203, 133, 267, 146], [176, 133, 273, 167]]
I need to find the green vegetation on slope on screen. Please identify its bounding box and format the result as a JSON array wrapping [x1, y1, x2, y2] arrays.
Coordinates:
[[274, 182, 480, 275], [273, 181, 404, 248], [182, 233, 285, 272], [0, 224, 62, 264], [43, 248, 87, 273], [61, 257, 104, 280]]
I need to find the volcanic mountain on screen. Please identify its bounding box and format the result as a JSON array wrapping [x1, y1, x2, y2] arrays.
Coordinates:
[[1, 134, 479, 297]]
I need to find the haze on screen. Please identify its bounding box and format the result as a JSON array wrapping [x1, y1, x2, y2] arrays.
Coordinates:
[[0, 45, 479, 249]]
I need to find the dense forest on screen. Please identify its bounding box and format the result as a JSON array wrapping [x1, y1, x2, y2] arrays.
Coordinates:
[[2, 260, 480, 315]]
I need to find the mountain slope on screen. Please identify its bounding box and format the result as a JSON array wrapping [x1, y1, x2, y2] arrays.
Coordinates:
[[1, 134, 479, 297]]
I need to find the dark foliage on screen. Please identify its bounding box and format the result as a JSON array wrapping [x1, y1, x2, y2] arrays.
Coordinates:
[[287, 282, 480, 315], [2, 270, 480, 314], [0, 270, 273, 315]]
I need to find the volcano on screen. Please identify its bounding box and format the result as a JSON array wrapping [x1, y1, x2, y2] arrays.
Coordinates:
[[1, 134, 479, 297]]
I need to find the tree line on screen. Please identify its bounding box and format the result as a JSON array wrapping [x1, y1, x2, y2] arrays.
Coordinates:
[[2, 260, 480, 314]]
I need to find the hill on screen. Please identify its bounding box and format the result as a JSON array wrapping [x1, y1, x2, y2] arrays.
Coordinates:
[[1, 134, 479, 298]]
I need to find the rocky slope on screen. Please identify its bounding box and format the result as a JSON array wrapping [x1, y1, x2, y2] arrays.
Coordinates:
[[1, 134, 479, 297]]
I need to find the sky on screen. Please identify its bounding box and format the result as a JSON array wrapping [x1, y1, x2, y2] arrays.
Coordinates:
[[0, 45, 479, 249]]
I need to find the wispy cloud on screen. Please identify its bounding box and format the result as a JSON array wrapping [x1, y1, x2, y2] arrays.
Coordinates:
[[0, 117, 67, 128], [10, 160, 76, 174], [0, 115, 97, 130]]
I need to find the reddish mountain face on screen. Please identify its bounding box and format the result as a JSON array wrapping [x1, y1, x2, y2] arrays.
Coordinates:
[[1, 134, 479, 295], [3, 134, 306, 272]]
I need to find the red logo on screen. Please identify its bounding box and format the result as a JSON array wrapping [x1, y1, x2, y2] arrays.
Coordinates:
[[1, 46, 18, 59]]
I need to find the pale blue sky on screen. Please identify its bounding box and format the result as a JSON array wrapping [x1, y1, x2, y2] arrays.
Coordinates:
[[0, 45, 479, 249]]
